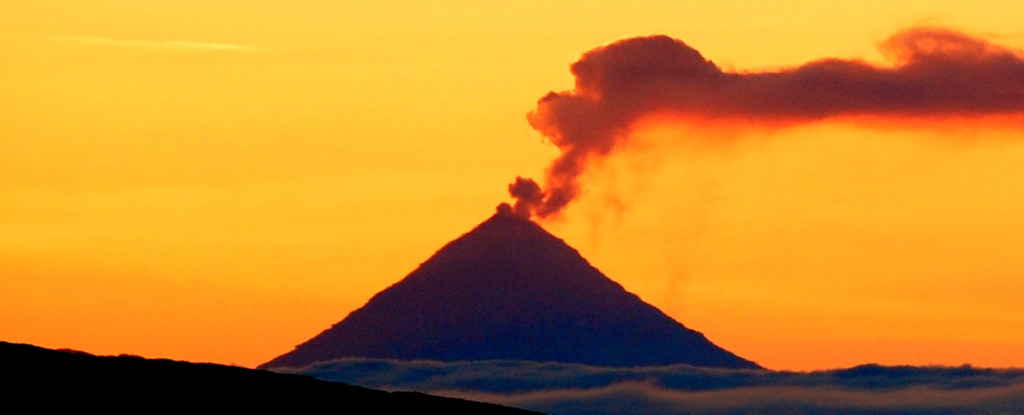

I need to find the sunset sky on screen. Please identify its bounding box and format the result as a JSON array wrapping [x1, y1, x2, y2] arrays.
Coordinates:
[[3, 1, 1023, 371]]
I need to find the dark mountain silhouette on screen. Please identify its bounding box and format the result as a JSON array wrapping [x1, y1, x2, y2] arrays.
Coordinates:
[[0, 341, 542, 414], [262, 205, 760, 370]]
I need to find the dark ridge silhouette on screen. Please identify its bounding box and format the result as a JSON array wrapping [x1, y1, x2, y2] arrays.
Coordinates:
[[261, 205, 760, 370], [0, 341, 543, 414]]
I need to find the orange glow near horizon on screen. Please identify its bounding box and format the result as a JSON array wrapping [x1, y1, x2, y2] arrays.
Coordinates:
[[3, 1, 1024, 371], [548, 119, 1024, 370]]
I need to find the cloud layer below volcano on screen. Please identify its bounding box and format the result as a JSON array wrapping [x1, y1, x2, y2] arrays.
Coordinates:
[[281, 358, 1024, 415]]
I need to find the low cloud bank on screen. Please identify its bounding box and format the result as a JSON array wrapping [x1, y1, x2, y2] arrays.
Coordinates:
[[276, 359, 1024, 414]]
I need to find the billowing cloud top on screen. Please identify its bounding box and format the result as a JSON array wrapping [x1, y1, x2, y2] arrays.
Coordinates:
[[513, 28, 1024, 218]]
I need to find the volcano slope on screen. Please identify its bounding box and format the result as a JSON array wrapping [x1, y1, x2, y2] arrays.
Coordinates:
[[262, 205, 759, 370]]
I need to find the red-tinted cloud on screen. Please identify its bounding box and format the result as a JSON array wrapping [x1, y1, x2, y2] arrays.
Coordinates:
[[513, 27, 1024, 218]]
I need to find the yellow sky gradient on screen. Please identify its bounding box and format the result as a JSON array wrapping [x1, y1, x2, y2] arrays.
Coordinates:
[[2, 1, 1023, 370]]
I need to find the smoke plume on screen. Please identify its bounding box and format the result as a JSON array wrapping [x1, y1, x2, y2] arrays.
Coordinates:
[[508, 176, 545, 219], [511, 27, 1024, 218]]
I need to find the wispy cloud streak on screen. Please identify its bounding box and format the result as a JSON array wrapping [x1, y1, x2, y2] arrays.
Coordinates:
[[52, 35, 262, 53]]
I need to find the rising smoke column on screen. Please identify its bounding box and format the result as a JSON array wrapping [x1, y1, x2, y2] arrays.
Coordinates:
[[511, 27, 1024, 218]]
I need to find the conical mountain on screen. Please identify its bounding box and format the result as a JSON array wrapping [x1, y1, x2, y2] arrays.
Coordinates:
[[261, 205, 760, 370]]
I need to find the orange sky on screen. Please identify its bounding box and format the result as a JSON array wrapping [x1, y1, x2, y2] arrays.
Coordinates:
[[2, 1, 1023, 370]]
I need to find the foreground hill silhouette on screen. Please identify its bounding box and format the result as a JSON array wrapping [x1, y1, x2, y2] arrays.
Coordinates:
[[0, 341, 542, 414], [262, 205, 759, 370]]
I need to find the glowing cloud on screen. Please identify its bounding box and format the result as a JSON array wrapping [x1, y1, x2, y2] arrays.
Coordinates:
[[513, 27, 1024, 218]]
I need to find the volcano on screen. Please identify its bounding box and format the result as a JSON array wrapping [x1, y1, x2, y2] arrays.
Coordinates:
[[261, 205, 759, 370]]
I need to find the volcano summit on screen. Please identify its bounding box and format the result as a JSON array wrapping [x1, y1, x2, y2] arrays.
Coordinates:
[[261, 204, 759, 370]]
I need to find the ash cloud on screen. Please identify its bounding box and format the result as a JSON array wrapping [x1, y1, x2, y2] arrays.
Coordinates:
[[278, 359, 1024, 415], [508, 177, 545, 219], [514, 27, 1024, 218]]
